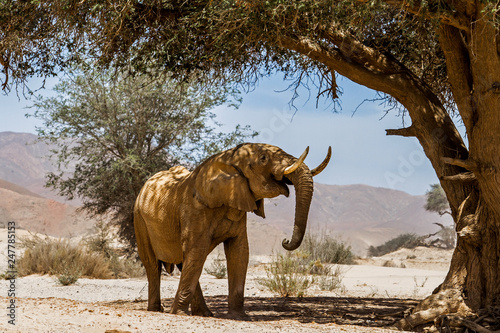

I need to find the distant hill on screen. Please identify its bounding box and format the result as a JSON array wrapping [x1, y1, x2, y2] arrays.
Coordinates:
[[249, 183, 453, 255], [0, 178, 94, 236], [0, 131, 453, 255], [0, 131, 65, 202]]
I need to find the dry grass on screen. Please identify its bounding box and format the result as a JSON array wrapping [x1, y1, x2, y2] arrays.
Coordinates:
[[17, 222, 145, 280], [17, 235, 113, 279], [257, 233, 349, 297]]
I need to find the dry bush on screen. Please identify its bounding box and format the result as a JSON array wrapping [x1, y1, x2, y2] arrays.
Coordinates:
[[83, 221, 144, 278], [257, 253, 314, 297], [258, 249, 346, 297], [301, 232, 355, 265], [18, 223, 145, 279], [205, 255, 227, 279], [17, 235, 113, 279]]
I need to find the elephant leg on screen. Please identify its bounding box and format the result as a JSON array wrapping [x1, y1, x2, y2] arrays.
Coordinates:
[[175, 264, 213, 317], [223, 229, 249, 320], [170, 237, 210, 315], [145, 261, 163, 312], [135, 212, 163, 312], [191, 282, 214, 317]]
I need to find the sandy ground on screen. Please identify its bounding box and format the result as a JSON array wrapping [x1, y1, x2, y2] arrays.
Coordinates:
[[0, 242, 453, 333]]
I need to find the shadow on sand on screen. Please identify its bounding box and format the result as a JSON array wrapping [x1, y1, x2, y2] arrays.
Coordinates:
[[106, 296, 419, 329]]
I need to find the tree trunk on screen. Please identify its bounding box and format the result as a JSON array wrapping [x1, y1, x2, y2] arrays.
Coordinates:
[[397, 4, 500, 328], [275, 5, 500, 328]]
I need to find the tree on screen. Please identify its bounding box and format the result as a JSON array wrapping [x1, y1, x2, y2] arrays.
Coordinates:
[[31, 65, 256, 251], [3, 0, 500, 330], [425, 184, 451, 216], [425, 184, 456, 249]]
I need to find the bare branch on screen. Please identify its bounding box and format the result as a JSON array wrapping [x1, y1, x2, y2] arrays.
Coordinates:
[[385, 126, 416, 137], [438, 25, 474, 131], [442, 157, 478, 171], [440, 172, 477, 183]]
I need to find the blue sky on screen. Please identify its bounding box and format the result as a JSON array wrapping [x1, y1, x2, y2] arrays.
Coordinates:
[[0, 74, 439, 195]]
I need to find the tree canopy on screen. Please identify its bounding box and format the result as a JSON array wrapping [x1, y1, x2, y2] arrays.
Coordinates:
[[3, 0, 500, 330], [31, 65, 255, 249]]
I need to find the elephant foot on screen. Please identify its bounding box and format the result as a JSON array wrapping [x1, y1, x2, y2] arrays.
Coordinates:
[[223, 310, 250, 321], [191, 306, 214, 317], [148, 305, 163, 312], [170, 307, 190, 316], [147, 303, 163, 312]]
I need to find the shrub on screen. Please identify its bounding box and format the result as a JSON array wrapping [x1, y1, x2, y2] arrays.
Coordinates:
[[205, 255, 227, 279], [83, 221, 144, 278], [257, 251, 346, 297], [18, 224, 145, 279], [317, 265, 345, 292], [367, 233, 419, 257], [257, 253, 314, 297], [0, 270, 16, 280], [57, 268, 81, 286], [17, 235, 113, 279], [300, 232, 355, 265]]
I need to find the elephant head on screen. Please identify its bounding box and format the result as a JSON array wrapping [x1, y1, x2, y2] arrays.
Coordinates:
[[194, 143, 331, 251]]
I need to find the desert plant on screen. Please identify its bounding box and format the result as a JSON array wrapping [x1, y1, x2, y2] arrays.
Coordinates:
[[83, 222, 145, 278], [425, 184, 451, 216], [307, 259, 330, 276], [317, 265, 345, 292], [17, 235, 113, 279], [382, 260, 398, 268], [367, 233, 419, 257], [57, 268, 81, 286], [257, 253, 314, 297], [83, 220, 115, 259], [301, 232, 355, 265], [205, 255, 227, 279], [432, 223, 456, 249], [258, 251, 345, 297]]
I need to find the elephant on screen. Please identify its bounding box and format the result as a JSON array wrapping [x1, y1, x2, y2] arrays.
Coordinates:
[[134, 143, 331, 319]]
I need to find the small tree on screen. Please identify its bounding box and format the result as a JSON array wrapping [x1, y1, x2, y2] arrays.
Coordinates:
[[32, 65, 256, 251], [425, 184, 451, 216], [425, 185, 455, 249]]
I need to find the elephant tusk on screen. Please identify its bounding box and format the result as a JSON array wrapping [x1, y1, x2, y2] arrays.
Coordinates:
[[311, 146, 332, 176], [284, 146, 309, 175]]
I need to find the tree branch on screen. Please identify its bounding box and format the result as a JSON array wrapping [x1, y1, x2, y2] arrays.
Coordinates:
[[442, 157, 478, 171], [438, 314, 495, 333], [438, 24, 474, 131], [440, 172, 477, 183], [385, 126, 416, 137], [275, 30, 469, 216]]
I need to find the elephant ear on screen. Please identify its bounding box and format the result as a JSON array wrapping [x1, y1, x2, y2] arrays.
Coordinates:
[[195, 161, 257, 212]]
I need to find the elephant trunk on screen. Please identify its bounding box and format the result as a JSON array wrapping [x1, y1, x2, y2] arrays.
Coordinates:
[[282, 163, 314, 251]]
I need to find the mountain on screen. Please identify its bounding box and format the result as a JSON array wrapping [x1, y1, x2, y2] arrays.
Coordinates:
[[0, 131, 453, 255], [0, 178, 94, 236], [0, 131, 65, 202], [249, 183, 453, 255]]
